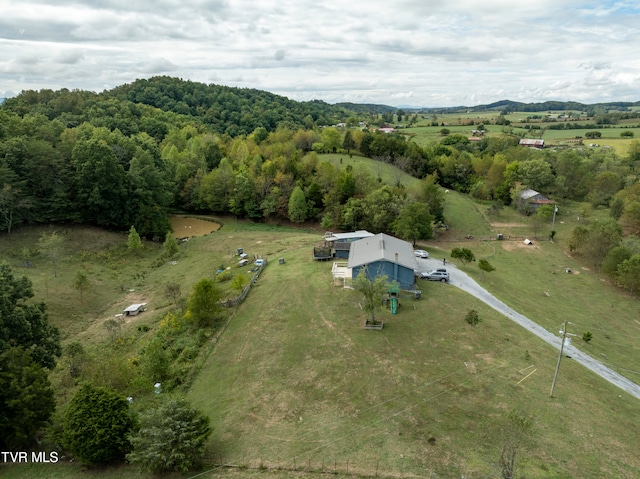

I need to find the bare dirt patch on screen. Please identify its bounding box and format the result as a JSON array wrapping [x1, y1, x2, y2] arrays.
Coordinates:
[[169, 215, 221, 237], [500, 240, 541, 252], [490, 222, 527, 228]]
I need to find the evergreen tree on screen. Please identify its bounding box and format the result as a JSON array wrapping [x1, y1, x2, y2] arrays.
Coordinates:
[[163, 231, 179, 257], [127, 398, 211, 473], [127, 225, 143, 254]]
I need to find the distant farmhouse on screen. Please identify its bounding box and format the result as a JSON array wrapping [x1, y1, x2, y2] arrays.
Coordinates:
[[518, 189, 554, 212], [519, 138, 545, 149], [347, 233, 417, 290]]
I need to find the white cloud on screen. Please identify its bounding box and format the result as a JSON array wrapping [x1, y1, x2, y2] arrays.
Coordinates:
[[0, 0, 639, 106]]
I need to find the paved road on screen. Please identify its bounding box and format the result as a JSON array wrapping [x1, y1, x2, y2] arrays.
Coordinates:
[[417, 257, 640, 400]]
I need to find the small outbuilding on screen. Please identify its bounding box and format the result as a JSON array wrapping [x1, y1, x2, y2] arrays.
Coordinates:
[[123, 303, 147, 316], [519, 188, 555, 212], [519, 138, 545, 149]]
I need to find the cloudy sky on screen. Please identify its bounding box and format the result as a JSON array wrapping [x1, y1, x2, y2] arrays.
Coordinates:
[[1, 0, 639, 107]]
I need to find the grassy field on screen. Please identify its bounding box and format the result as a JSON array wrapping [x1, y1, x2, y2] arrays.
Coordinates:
[[2, 201, 640, 478], [183, 225, 640, 478], [318, 153, 421, 189]]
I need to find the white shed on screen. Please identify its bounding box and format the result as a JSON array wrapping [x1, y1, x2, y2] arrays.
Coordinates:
[[123, 303, 147, 316]]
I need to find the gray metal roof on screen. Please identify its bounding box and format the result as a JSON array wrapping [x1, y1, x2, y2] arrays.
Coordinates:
[[347, 233, 417, 270], [124, 303, 147, 312], [519, 188, 540, 200], [325, 230, 374, 242]]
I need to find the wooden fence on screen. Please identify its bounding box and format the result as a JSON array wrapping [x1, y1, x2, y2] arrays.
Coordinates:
[[220, 259, 268, 308]]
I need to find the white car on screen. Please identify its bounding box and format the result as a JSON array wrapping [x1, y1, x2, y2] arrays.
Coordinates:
[[420, 269, 449, 282], [414, 250, 429, 258]]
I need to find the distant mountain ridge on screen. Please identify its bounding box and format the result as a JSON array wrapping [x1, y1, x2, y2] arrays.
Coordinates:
[[2, 76, 639, 122], [412, 99, 640, 114]]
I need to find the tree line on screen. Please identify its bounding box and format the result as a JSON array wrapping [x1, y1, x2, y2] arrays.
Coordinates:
[[3, 77, 640, 291]]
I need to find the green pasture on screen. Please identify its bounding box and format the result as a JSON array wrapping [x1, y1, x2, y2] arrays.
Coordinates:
[[185, 226, 640, 478], [2, 197, 640, 478], [318, 153, 421, 189], [539, 127, 639, 156]]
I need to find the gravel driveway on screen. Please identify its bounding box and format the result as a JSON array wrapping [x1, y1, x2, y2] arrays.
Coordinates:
[[417, 257, 640, 400]]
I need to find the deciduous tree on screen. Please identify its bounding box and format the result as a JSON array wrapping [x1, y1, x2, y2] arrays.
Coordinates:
[[0, 261, 61, 369], [321, 127, 341, 153], [0, 347, 56, 449], [478, 258, 496, 280], [287, 185, 307, 223], [419, 174, 446, 223], [186, 278, 223, 327], [38, 231, 65, 277], [164, 282, 182, 308], [73, 270, 90, 303], [71, 138, 129, 227], [451, 247, 475, 264], [616, 255, 640, 293], [0, 183, 31, 234], [393, 202, 434, 246], [499, 410, 534, 479], [353, 268, 389, 325]]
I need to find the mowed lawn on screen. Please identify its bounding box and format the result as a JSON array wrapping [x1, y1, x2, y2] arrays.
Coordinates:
[[188, 231, 640, 479]]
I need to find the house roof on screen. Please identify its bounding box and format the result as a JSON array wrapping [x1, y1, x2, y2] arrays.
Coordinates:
[[325, 230, 374, 242], [347, 233, 416, 271], [519, 189, 554, 204], [519, 139, 545, 147]]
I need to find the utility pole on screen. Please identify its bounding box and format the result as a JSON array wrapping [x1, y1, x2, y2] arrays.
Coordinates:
[[550, 321, 569, 397]]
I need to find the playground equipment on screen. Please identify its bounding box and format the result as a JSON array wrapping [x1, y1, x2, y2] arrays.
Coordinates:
[[390, 297, 398, 314], [388, 284, 400, 315]]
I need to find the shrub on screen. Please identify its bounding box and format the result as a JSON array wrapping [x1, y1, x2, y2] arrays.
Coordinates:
[[465, 309, 481, 326], [216, 269, 233, 282], [63, 384, 136, 465]]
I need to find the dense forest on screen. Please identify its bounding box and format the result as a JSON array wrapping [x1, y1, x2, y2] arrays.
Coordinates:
[[2, 76, 640, 286]]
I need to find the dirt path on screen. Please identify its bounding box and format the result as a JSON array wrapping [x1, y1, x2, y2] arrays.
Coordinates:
[[417, 258, 640, 400]]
